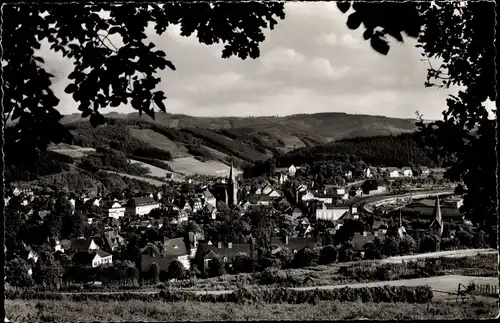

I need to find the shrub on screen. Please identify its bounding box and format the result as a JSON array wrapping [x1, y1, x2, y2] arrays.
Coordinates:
[[319, 245, 337, 265]]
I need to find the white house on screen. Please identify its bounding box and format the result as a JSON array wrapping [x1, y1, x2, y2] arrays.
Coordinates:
[[402, 167, 413, 177], [126, 197, 160, 217], [91, 250, 113, 268], [420, 166, 430, 176], [261, 185, 273, 196], [203, 190, 217, 208], [301, 192, 315, 202], [344, 170, 353, 179], [278, 173, 289, 184], [388, 168, 401, 178], [364, 167, 373, 178], [104, 201, 126, 219], [336, 188, 346, 195], [288, 165, 297, 176], [315, 204, 357, 221], [268, 189, 282, 198]]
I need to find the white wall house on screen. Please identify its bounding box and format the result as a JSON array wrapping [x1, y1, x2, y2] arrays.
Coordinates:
[[289, 165, 297, 176], [92, 250, 113, 268], [301, 192, 315, 202], [126, 197, 160, 217], [389, 169, 400, 178], [364, 167, 372, 178], [105, 201, 126, 219], [315, 204, 357, 221], [402, 167, 413, 177]]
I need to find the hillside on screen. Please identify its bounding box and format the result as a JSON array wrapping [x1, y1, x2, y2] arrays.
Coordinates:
[[61, 111, 419, 144], [6, 112, 422, 190]]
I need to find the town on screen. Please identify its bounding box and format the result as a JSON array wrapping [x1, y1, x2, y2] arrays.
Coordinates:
[[6, 161, 491, 290]]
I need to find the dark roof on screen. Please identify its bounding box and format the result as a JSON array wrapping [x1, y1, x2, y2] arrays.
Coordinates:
[[270, 237, 316, 252], [204, 243, 251, 259], [140, 254, 178, 272], [163, 237, 188, 257], [96, 249, 112, 258], [129, 197, 158, 207], [68, 238, 97, 251], [203, 190, 215, 199], [351, 232, 386, 251]]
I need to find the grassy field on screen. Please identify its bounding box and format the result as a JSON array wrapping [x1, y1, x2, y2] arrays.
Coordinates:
[[100, 170, 167, 187], [166, 157, 243, 177], [6, 299, 497, 321], [128, 128, 192, 158], [129, 159, 180, 179]]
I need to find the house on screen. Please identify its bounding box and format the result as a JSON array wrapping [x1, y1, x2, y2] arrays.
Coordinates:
[[270, 236, 316, 254], [364, 167, 373, 178], [387, 167, 401, 178], [402, 167, 413, 177], [315, 204, 357, 221], [420, 166, 430, 176], [314, 191, 333, 204], [72, 249, 113, 268], [126, 197, 160, 217], [442, 196, 464, 209], [63, 238, 100, 254], [336, 188, 346, 196], [278, 173, 289, 184], [344, 170, 353, 179], [202, 190, 217, 208], [140, 237, 191, 274], [201, 203, 217, 220], [402, 197, 462, 219], [301, 192, 315, 202], [99, 230, 127, 252], [288, 165, 297, 176], [291, 207, 303, 219], [103, 201, 126, 219], [190, 197, 203, 213], [12, 185, 34, 197], [351, 231, 386, 254], [268, 189, 282, 198], [204, 242, 251, 268]]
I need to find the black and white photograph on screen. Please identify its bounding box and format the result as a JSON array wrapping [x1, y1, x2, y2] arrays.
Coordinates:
[[2, 0, 498, 321]]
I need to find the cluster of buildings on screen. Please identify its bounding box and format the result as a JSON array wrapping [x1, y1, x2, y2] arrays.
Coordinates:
[[6, 159, 455, 283]]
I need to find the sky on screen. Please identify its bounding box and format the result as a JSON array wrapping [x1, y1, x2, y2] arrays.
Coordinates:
[[38, 2, 495, 121]]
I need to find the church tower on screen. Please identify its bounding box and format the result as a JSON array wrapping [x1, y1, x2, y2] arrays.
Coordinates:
[[227, 162, 238, 206], [429, 195, 443, 237]]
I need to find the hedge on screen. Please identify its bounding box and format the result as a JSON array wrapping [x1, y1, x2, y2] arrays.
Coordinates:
[[6, 285, 433, 304]]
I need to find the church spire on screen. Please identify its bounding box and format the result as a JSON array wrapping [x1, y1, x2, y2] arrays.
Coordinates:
[[433, 195, 442, 225]]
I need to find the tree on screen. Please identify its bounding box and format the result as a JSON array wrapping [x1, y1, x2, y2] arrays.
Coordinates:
[[363, 241, 382, 260], [381, 236, 400, 257], [292, 247, 319, 268], [231, 254, 255, 274], [318, 245, 337, 265], [5, 258, 35, 288], [3, 3, 286, 160], [148, 262, 160, 284], [398, 236, 417, 255], [32, 251, 61, 289], [167, 260, 185, 280], [207, 257, 226, 278], [419, 235, 439, 253]]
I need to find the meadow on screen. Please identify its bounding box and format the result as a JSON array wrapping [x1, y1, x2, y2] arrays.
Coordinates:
[[5, 299, 497, 321]]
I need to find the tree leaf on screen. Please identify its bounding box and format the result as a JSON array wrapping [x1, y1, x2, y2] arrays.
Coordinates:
[[346, 12, 362, 30], [154, 95, 166, 112], [337, 1, 351, 14], [165, 60, 176, 71], [370, 36, 390, 55], [156, 50, 166, 57], [64, 84, 78, 94], [363, 28, 373, 40]]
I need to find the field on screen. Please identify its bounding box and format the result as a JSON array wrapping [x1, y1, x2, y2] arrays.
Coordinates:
[[100, 170, 167, 187], [47, 144, 96, 158], [128, 159, 181, 179], [128, 128, 192, 158], [5, 299, 497, 321], [166, 157, 243, 177]]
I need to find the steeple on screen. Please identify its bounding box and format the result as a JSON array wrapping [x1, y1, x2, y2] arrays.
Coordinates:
[[429, 195, 443, 237], [433, 195, 442, 225], [227, 161, 238, 206]]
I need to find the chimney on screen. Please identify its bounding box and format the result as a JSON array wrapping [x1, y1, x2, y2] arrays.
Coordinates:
[[217, 242, 222, 249], [228, 242, 232, 249]]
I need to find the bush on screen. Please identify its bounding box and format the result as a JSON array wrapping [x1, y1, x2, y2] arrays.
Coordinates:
[[319, 245, 337, 265], [6, 285, 433, 304]]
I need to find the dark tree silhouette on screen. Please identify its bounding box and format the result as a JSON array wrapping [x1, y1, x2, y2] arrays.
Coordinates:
[[3, 3, 285, 156]]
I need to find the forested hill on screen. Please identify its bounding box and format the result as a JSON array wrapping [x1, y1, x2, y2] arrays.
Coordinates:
[[61, 111, 419, 142], [275, 133, 440, 168]]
